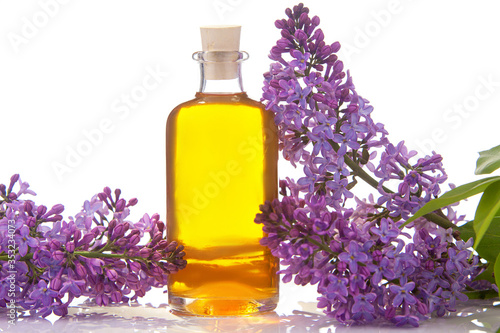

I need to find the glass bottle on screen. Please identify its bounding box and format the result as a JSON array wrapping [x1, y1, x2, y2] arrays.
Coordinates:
[[166, 26, 279, 316]]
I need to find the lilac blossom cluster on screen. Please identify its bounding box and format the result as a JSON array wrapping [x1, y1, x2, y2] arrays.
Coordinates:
[[256, 3, 492, 327], [0, 175, 186, 317]]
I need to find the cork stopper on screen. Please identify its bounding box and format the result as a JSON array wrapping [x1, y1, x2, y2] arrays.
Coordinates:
[[200, 25, 241, 52], [199, 25, 241, 80]]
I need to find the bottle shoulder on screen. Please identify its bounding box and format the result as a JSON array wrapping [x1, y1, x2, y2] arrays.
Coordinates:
[[192, 92, 264, 107], [168, 93, 270, 120], [167, 93, 277, 136]]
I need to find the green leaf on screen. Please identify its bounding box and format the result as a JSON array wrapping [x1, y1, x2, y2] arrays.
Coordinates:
[[473, 182, 500, 247], [457, 221, 475, 243], [464, 289, 499, 300], [458, 219, 500, 264], [476, 144, 500, 175], [475, 217, 500, 263], [402, 176, 500, 227], [474, 261, 496, 284], [495, 252, 500, 300]]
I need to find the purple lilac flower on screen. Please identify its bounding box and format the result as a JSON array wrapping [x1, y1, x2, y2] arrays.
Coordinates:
[[370, 218, 399, 243], [255, 3, 494, 327], [390, 282, 417, 307], [446, 248, 469, 273], [367, 257, 395, 285], [352, 293, 376, 313], [30, 280, 58, 307], [59, 274, 85, 297], [392, 314, 420, 327], [338, 241, 368, 273], [442, 282, 468, 309], [16, 225, 39, 257], [325, 274, 348, 302], [290, 49, 311, 70], [0, 175, 186, 318]]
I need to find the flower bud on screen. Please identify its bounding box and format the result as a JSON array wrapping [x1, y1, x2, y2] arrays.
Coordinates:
[[8, 174, 19, 193], [115, 238, 128, 247], [157, 240, 169, 249], [115, 199, 126, 212], [417, 301, 428, 315], [110, 290, 122, 303], [53, 250, 65, 261], [312, 15, 320, 27], [49, 239, 61, 250], [129, 233, 141, 246], [79, 233, 94, 247], [24, 201, 33, 213], [274, 19, 286, 29], [98, 193, 107, 201], [112, 223, 125, 238], [106, 269, 118, 281], [298, 12, 308, 26], [66, 242, 75, 253], [75, 262, 86, 277], [108, 219, 117, 236], [334, 61, 344, 74], [277, 38, 291, 49], [27, 216, 36, 228], [331, 41, 341, 53], [139, 248, 152, 258], [165, 241, 178, 253], [35, 206, 47, 218], [114, 260, 126, 269], [294, 29, 307, 44], [151, 252, 162, 262], [103, 187, 111, 197], [129, 261, 141, 272], [156, 221, 164, 233], [47, 204, 65, 216], [51, 277, 62, 291], [281, 29, 292, 40], [290, 228, 300, 238]]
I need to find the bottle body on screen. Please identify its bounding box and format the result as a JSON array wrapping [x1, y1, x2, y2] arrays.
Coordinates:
[[166, 92, 279, 315]]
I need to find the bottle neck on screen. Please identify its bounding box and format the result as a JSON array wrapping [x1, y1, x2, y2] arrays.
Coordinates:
[[193, 51, 248, 94]]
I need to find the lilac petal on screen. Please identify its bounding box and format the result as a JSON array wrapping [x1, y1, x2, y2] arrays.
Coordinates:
[[69, 283, 82, 296], [19, 242, 28, 257], [392, 294, 403, 307], [27, 237, 39, 247]]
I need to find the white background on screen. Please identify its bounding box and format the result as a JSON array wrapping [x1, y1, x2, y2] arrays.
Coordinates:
[[1, 0, 499, 228], [1, 1, 500, 331]]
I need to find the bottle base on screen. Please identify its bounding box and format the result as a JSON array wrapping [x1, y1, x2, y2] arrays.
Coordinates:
[[168, 294, 279, 316]]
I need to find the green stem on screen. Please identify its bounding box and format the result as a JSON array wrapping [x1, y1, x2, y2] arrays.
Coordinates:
[[0, 250, 175, 264], [327, 139, 392, 193], [305, 235, 336, 255], [424, 213, 457, 230], [74, 251, 149, 262], [325, 140, 457, 230], [0, 253, 33, 262]]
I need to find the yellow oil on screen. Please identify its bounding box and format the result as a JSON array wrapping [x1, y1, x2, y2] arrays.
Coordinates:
[[166, 92, 279, 316]]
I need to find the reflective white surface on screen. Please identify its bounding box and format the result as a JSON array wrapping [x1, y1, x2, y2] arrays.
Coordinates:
[[1, 283, 499, 332]]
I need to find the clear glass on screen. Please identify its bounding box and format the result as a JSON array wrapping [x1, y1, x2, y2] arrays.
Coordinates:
[[166, 51, 279, 316]]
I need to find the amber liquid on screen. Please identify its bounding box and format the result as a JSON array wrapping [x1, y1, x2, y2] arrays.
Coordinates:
[[166, 92, 279, 316]]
